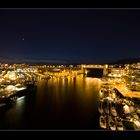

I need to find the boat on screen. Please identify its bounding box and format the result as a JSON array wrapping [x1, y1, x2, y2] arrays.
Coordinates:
[[0, 80, 37, 104], [98, 72, 140, 130]]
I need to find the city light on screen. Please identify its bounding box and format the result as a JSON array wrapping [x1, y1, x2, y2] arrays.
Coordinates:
[[0, 62, 140, 130]]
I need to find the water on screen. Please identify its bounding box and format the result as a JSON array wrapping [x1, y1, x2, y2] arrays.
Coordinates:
[[0, 75, 101, 129]]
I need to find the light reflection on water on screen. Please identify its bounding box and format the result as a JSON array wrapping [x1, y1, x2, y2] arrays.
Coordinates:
[[0, 76, 101, 129], [16, 96, 25, 109], [3, 96, 26, 128]]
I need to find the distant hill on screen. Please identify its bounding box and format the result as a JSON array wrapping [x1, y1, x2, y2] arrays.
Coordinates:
[[0, 56, 68, 65], [107, 58, 140, 64], [0, 56, 83, 65], [1, 56, 140, 65]]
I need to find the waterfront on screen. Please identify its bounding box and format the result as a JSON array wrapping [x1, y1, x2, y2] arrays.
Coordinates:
[[0, 76, 101, 129]]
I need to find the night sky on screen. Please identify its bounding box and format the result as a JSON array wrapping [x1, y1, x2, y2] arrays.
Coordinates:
[[0, 9, 140, 64]]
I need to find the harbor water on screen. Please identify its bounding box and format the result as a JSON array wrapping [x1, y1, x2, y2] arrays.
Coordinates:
[[0, 75, 101, 129]]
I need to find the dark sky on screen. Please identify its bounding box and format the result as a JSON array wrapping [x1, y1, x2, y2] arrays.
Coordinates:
[[0, 9, 140, 64]]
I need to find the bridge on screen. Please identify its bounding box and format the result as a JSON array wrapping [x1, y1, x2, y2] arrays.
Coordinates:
[[80, 64, 108, 77]]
